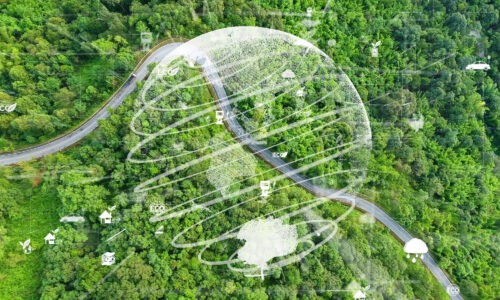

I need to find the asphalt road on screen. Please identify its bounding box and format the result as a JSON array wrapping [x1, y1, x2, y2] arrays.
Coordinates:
[[0, 42, 461, 300], [0, 43, 183, 166]]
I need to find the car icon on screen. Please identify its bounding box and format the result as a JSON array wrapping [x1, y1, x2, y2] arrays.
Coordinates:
[[465, 62, 490, 70]]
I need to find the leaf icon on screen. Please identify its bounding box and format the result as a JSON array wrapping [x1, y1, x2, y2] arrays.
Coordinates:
[[6, 103, 16, 112]]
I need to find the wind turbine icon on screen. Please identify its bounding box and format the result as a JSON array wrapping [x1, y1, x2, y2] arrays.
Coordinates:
[[371, 41, 381, 57], [19, 239, 32, 254]]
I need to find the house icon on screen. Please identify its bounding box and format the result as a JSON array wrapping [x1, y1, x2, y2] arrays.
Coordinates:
[[99, 210, 112, 224], [101, 252, 115, 266], [353, 290, 366, 300], [296, 88, 305, 97], [44, 233, 56, 245]]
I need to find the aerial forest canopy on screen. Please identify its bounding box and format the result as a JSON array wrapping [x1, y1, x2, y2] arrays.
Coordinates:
[[0, 0, 498, 299]]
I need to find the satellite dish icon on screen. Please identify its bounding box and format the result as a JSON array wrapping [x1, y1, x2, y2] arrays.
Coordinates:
[[168, 67, 179, 76], [404, 238, 428, 263], [19, 239, 32, 254]]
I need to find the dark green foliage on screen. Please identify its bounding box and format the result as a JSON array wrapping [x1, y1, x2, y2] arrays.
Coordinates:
[[0, 0, 498, 299]]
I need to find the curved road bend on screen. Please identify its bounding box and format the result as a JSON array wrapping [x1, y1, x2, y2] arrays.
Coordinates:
[[200, 56, 462, 300], [0, 42, 461, 300], [0, 43, 182, 167]]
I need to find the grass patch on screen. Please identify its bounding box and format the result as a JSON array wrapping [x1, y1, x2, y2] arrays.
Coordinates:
[[0, 185, 60, 300]]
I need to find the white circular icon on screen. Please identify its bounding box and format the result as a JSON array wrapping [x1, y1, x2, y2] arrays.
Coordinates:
[[0, 103, 17, 112], [149, 203, 166, 214], [446, 285, 460, 296]]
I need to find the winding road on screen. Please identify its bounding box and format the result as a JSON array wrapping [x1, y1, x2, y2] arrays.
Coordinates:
[[202, 55, 462, 300], [0, 42, 461, 299], [0, 43, 182, 167]]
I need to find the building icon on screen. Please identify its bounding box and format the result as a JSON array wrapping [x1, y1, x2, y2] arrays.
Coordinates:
[[44, 233, 56, 245], [99, 210, 112, 224], [101, 252, 116, 266], [260, 181, 271, 197], [216, 110, 224, 124]]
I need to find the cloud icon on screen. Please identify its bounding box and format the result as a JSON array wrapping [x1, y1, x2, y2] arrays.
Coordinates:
[[404, 238, 428, 263], [404, 238, 428, 254]]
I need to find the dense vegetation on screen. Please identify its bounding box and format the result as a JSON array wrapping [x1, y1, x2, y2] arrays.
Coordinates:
[[1, 55, 446, 300], [0, 0, 498, 299], [0, 0, 136, 150]]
